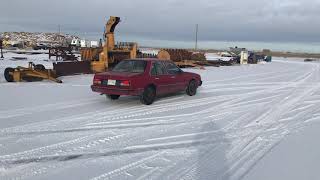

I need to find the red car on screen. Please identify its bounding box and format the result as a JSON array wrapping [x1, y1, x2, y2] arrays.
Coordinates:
[[91, 58, 202, 105]]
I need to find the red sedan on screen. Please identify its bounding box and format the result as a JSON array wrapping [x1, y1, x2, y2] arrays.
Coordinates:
[[91, 58, 202, 105]]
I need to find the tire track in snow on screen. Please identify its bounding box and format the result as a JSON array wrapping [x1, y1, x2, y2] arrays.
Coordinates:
[[218, 65, 320, 179], [0, 97, 101, 119], [50, 79, 302, 179], [166, 64, 318, 179], [85, 86, 292, 179], [1, 61, 316, 179], [205, 69, 296, 84], [0, 97, 249, 179], [0, 132, 125, 162]]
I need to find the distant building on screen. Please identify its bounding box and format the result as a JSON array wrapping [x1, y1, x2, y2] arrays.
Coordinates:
[[80, 40, 87, 48], [71, 38, 81, 47], [90, 41, 98, 47]]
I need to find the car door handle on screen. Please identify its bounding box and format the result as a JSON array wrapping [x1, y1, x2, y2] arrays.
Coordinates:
[[155, 77, 160, 80], [170, 76, 176, 78]]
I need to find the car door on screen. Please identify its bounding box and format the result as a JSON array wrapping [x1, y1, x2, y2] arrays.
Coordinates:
[[150, 61, 171, 95], [163, 61, 186, 92]]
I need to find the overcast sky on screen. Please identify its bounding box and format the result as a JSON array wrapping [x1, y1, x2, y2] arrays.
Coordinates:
[[1, 0, 320, 43]]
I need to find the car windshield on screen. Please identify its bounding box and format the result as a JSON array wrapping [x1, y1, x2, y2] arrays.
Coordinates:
[[112, 60, 147, 73]]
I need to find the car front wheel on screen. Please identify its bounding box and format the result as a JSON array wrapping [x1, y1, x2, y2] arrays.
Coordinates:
[[186, 80, 198, 96], [140, 86, 156, 105], [107, 94, 120, 100]]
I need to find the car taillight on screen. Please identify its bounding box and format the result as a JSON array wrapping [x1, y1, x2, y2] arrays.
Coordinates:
[[93, 79, 101, 85], [120, 80, 130, 86]]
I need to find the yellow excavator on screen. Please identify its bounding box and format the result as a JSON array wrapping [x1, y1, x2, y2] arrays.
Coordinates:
[[81, 16, 137, 72]]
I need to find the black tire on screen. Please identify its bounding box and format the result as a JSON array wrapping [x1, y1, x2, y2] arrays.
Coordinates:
[[186, 80, 198, 96], [4, 68, 14, 82], [107, 94, 120, 100], [34, 64, 46, 71], [140, 86, 156, 105]]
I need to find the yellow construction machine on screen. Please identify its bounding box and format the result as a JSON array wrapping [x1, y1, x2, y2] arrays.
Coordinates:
[[4, 62, 62, 83], [3, 16, 138, 83], [81, 16, 137, 72]]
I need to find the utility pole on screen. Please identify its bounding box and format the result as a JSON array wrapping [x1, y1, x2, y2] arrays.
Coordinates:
[[58, 24, 62, 46], [0, 38, 4, 59], [195, 24, 198, 51]]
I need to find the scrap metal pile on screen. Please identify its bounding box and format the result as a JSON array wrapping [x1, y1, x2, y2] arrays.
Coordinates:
[[47, 46, 92, 77], [217, 47, 272, 65], [49, 47, 78, 61], [157, 49, 223, 68], [136, 50, 157, 58]]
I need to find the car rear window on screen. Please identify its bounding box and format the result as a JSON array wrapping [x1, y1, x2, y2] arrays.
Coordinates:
[[112, 60, 147, 73]]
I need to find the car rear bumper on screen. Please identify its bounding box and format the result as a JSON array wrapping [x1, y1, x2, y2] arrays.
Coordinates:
[[91, 85, 143, 96]]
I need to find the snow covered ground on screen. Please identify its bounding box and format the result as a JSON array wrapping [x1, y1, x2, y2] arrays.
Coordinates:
[[1, 56, 320, 180]]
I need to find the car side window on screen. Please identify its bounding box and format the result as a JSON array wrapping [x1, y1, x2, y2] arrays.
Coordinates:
[[165, 62, 181, 75], [151, 63, 157, 76], [151, 61, 166, 76], [156, 62, 165, 75]]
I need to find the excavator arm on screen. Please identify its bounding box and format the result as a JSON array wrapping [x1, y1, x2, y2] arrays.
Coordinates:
[[105, 16, 121, 50], [106, 16, 121, 33]]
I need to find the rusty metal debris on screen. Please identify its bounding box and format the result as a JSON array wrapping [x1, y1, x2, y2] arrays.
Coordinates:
[[49, 46, 78, 61], [53, 61, 91, 77], [157, 49, 208, 68], [136, 50, 157, 59]]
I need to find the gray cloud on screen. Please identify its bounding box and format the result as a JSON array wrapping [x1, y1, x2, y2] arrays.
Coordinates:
[[0, 0, 320, 42]]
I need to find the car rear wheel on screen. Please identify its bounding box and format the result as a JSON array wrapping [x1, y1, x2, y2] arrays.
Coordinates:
[[186, 80, 198, 96], [107, 95, 120, 100], [140, 86, 156, 105]]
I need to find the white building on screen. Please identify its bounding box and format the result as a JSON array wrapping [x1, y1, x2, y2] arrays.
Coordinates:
[[80, 40, 87, 48], [71, 38, 80, 46], [90, 41, 98, 47]]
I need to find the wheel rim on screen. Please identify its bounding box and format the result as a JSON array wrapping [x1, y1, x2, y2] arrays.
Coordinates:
[[146, 88, 155, 99]]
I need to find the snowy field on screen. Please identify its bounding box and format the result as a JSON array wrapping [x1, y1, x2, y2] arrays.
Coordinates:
[[1, 56, 320, 180]]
